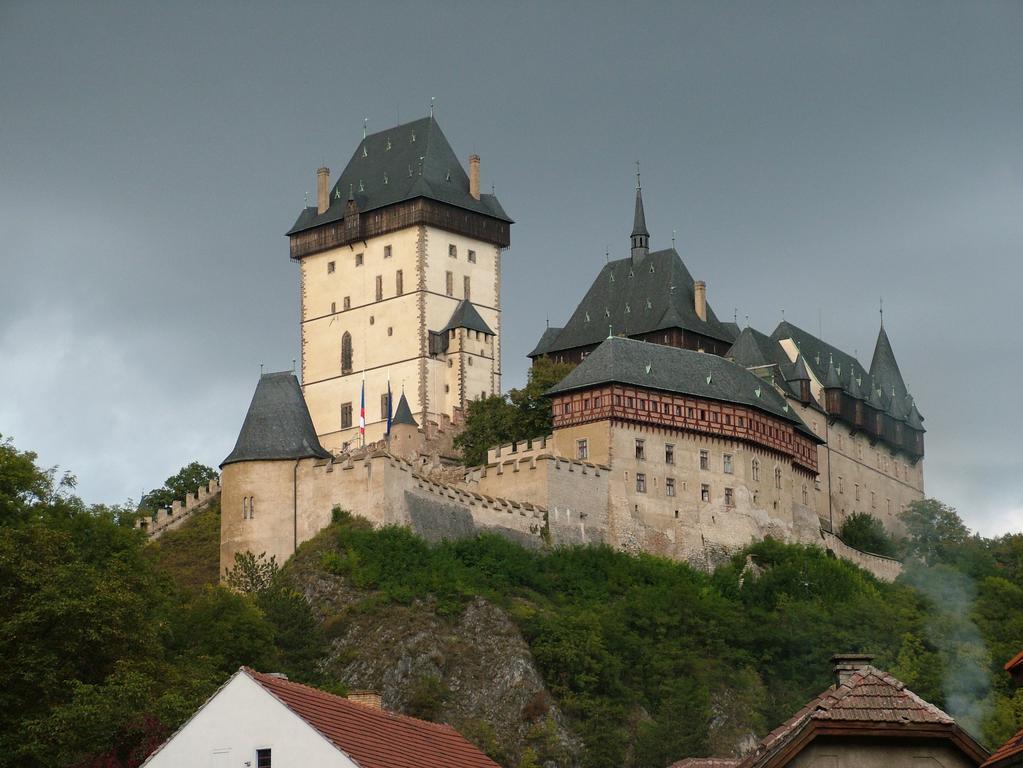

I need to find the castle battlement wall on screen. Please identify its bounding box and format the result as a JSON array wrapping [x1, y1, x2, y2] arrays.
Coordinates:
[[137, 479, 221, 540]]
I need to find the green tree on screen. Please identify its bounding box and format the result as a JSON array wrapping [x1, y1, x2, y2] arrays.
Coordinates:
[[224, 550, 280, 594], [839, 512, 898, 557], [140, 461, 218, 512], [455, 358, 574, 466], [899, 499, 970, 565]]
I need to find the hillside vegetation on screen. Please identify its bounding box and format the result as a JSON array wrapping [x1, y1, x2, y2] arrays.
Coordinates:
[[2, 433, 1023, 768]]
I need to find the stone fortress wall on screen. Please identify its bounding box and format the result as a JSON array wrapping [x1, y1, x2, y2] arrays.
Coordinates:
[[135, 479, 221, 539]]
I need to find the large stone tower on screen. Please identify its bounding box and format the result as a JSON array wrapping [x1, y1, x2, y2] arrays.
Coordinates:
[[286, 117, 512, 453]]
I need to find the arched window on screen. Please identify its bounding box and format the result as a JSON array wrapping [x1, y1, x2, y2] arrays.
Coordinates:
[[341, 332, 353, 374], [242, 497, 249, 519], [249, 497, 255, 519], [774, 467, 782, 489], [752, 458, 760, 482]]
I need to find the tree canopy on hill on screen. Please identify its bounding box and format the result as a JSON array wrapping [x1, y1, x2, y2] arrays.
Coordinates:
[[2, 432, 1023, 768], [139, 461, 219, 512]]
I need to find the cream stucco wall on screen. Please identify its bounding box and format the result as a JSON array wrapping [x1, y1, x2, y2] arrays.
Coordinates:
[[300, 225, 501, 452], [787, 737, 978, 768]]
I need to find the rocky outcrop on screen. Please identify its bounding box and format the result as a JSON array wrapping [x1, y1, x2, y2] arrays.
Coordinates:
[[295, 568, 579, 766]]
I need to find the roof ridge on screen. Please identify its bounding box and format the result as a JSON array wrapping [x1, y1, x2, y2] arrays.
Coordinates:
[[246, 668, 462, 733]]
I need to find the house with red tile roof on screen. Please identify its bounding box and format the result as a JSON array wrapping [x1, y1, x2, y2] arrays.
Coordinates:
[[141, 667, 500, 768], [981, 652, 1023, 768], [671, 654, 989, 768]]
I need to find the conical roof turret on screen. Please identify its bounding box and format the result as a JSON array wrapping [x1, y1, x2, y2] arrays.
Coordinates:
[[823, 355, 843, 389], [222, 372, 332, 467], [630, 168, 650, 261], [789, 353, 811, 382], [870, 323, 908, 402], [391, 392, 418, 427]]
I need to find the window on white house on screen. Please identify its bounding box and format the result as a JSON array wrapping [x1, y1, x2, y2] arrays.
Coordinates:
[[256, 749, 272, 768], [467, 249, 476, 263], [327, 260, 335, 274]]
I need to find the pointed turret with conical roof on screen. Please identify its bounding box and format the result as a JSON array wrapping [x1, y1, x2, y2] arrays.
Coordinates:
[[222, 372, 332, 467], [391, 392, 418, 427], [870, 322, 909, 403], [631, 167, 650, 261]]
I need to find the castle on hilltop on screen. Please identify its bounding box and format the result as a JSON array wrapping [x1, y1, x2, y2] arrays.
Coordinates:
[[205, 116, 924, 581]]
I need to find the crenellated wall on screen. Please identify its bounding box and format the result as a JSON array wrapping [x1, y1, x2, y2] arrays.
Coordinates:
[[136, 479, 221, 539]]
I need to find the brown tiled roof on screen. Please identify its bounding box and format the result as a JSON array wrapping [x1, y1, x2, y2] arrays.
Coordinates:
[[982, 727, 1023, 768], [735, 666, 987, 768], [1004, 650, 1023, 674], [245, 668, 500, 768]]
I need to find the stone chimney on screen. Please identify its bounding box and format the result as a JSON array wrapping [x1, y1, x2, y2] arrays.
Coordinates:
[[831, 653, 874, 686], [317, 167, 330, 214], [694, 281, 707, 322], [468, 154, 480, 200], [347, 690, 383, 710]]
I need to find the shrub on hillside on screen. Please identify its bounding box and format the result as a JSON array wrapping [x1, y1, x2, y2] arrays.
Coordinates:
[[839, 512, 898, 557]]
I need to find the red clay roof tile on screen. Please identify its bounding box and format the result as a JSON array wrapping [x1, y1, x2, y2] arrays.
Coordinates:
[[982, 727, 1023, 768], [244, 668, 500, 768]]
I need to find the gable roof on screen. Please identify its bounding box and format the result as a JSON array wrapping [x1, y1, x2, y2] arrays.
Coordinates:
[[245, 669, 500, 768], [546, 336, 818, 439], [221, 372, 331, 467], [736, 665, 988, 768], [528, 326, 564, 357], [983, 729, 1023, 768], [532, 248, 735, 357], [288, 117, 510, 236], [442, 299, 495, 335], [728, 327, 792, 373]]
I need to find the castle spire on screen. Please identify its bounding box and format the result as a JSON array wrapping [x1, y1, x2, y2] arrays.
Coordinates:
[[631, 162, 649, 262]]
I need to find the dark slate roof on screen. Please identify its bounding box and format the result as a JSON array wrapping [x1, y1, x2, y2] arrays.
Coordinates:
[[772, 320, 871, 388], [735, 665, 988, 768], [287, 117, 511, 236], [728, 326, 791, 371], [391, 393, 418, 427], [789, 354, 811, 382], [721, 321, 741, 339], [528, 326, 564, 357], [221, 372, 331, 467], [533, 248, 735, 356], [631, 186, 649, 238], [870, 325, 909, 402], [546, 336, 818, 439], [442, 299, 494, 335]]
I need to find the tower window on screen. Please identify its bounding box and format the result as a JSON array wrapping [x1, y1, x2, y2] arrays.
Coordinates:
[[327, 260, 335, 274], [355, 253, 364, 266], [341, 332, 353, 374], [723, 454, 734, 474], [666, 478, 675, 497], [577, 439, 588, 460], [331, 301, 336, 314], [446, 271, 453, 296], [341, 403, 353, 429], [774, 467, 782, 489], [384, 245, 392, 259], [635, 439, 645, 460], [467, 249, 476, 263], [375, 275, 383, 301], [665, 444, 674, 464], [256, 749, 272, 768], [752, 458, 760, 482], [387, 327, 393, 336], [699, 450, 709, 470], [396, 270, 404, 295], [381, 393, 391, 419], [635, 473, 647, 493], [343, 296, 351, 310], [464, 276, 471, 300], [724, 487, 734, 506], [701, 484, 710, 502], [449, 244, 457, 258]]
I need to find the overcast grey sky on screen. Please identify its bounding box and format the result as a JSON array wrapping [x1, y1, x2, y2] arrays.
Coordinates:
[[1, 1, 1020, 535]]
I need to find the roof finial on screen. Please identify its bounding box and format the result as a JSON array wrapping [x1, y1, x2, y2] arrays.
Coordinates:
[[362, 117, 367, 139], [672, 228, 677, 249], [879, 297, 884, 328], [608, 324, 613, 339], [635, 160, 641, 190], [260, 363, 264, 375], [430, 96, 435, 118], [546, 313, 549, 328], [605, 244, 609, 263], [630, 166, 650, 260]]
